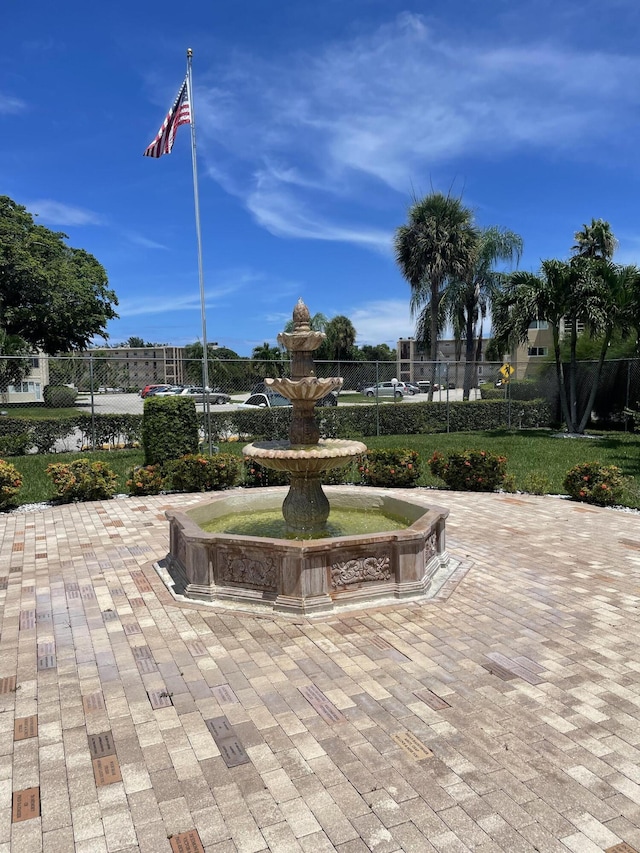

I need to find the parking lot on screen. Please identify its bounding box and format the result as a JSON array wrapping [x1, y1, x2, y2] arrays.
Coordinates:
[[79, 387, 481, 415]]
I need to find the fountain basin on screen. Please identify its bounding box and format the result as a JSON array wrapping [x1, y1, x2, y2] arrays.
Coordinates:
[[164, 486, 449, 615]]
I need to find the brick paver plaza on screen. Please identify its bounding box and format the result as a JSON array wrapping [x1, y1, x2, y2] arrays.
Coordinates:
[[1, 488, 640, 852]]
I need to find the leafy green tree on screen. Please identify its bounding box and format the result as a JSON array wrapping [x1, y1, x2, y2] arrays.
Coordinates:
[[183, 343, 251, 391], [318, 316, 357, 361], [394, 192, 477, 399], [251, 342, 286, 379], [359, 343, 396, 361], [444, 226, 523, 399], [0, 195, 117, 353], [493, 223, 640, 433], [125, 336, 146, 348]]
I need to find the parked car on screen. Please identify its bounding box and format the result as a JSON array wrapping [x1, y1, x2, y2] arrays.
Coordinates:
[[404, 382, 422, 394], [140, 384, 171, 398], [153, 385, 184, 396], [179, 387, 231, 404], [239, 392, 292, 408], [417, 380, 441, 392], [249, 382, 337, 407], [362, 382, 405, 399]]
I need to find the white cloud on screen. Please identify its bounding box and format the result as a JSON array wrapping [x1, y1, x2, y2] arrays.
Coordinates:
[[0, 94, 25, 114], [28, 199, 103, 226], [122, 231, 168, 250], [351, 300, 413, 347], [196, 14, 640, 248]]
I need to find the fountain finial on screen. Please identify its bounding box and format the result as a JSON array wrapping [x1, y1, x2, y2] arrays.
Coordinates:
[[292, 298, 311, 331]]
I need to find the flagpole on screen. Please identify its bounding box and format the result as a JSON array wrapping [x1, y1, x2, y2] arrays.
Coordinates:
[[186, 47, 212, 453]]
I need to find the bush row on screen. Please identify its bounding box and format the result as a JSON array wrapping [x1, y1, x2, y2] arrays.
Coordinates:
[[0, 399, 551, 456], [206, 399, 552, 442], [0, 414, 142, 454], [0, 450, 627, 510]]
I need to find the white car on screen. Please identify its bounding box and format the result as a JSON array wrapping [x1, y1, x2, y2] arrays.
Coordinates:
[[362, 381, 407, 399]]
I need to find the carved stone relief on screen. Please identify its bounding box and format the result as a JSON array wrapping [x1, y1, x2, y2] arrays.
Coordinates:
[[331, 555, 391, 588], [219, 553, 277, 590]]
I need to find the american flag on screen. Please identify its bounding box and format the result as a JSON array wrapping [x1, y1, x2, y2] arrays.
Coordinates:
[[143, 77, 191, 158]]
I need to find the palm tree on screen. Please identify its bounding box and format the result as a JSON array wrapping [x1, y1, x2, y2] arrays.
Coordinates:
[[323, 315, 356, 361], [251, 342, 285, 379], [443, 226, 523, 400], [572, 219, 618, 260], [492, 254, 640, 433], [395, 192, 477, 400]]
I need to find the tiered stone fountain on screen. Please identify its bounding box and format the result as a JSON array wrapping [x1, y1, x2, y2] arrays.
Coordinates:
[[164, 300, 450, 615]]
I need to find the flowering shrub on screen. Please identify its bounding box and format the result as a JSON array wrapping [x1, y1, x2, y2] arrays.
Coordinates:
[[126, 465, 165, 496], [563, 462, 625, 506], [429, 449, 507, 492], [46, 459, 117, 502], [243, 461, 289, 488], [168, 453, 241, 492], [0, 459, 22, 509], [359, 449, 420, 488]]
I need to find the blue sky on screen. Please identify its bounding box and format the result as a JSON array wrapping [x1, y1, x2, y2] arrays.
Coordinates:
[[3, 0, 640, 356]]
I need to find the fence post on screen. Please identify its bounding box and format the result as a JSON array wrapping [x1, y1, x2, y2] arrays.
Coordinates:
[[446, 363, 450, 433], [375, 361, 380, 437], [88, 354, 97, 450]]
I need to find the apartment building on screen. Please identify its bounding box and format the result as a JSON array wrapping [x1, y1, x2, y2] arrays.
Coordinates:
[[2, 354, 50, 403]]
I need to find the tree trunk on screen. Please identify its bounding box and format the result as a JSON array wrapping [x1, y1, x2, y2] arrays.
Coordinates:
[[577, 335, 610, 434], [463, 304, 475, 401], [428, 283, 440, 402], [568, 318, 578, 432], [552, 326, 573, 431]]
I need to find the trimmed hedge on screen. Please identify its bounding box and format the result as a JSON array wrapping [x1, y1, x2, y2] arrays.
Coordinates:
[[43, 385, 78, 407], [0, 414, 143, 454], [205, 399, 551, 440], [142, 396, 199, 465]]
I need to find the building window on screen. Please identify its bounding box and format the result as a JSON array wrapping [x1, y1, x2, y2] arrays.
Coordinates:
[[29, 357, 40, 368], [528, 320, 549, 330], [527, 347, 548, 357]]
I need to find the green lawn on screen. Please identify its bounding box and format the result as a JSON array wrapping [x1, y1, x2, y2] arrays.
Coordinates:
[[0, 406, 87, 420], [5, 429, 640, 508]]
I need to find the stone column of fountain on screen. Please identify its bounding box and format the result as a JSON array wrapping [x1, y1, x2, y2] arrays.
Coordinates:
[[243, 299, 367, 537]]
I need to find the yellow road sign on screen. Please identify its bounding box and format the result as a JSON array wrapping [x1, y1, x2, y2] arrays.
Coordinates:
[[499, 363, 515, 379]]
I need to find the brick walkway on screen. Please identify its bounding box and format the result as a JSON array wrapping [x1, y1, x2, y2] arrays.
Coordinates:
[[1, 489, 640, 852]]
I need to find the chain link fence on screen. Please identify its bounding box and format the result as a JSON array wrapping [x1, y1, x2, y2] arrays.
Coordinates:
[[1, 353, 640, 445]]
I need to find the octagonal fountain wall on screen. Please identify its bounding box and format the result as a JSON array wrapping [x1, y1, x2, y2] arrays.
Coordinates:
[[164, 486, 449, 615]]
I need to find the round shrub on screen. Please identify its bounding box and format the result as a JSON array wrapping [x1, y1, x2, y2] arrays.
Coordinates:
[[168, 453, 241, 492], [0, 459, 22, 508], [359, 449, 420, 488], [43, 385, 78, 408], [563, 462, 625, 506], [429, 449, 507, 492], [127, 465, 165, 496], [46, 459, 118, 502]]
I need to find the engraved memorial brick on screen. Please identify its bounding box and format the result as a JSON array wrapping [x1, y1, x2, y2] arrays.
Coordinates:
[[299, 684, 346, 724], [93, 755, 123, 786], [414, 688, 451, 710], [37, 655, 57, 671], [0, 676, 16, 694], [137, 658, 159, 674], [19, 610, 35, 630], [205, 716, 234, 739], [217, 737, 250, 768], [392, 730, 433, 760], [148, 689, 173, 709], [88, 731, 116, 759], [83, 693, 105, 713], [212, 684, 239, 704], [123, 622, 142, 635], [169, 830, 205, 853], [14, 716, 37, 741], [12, 787, 40, 822]]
